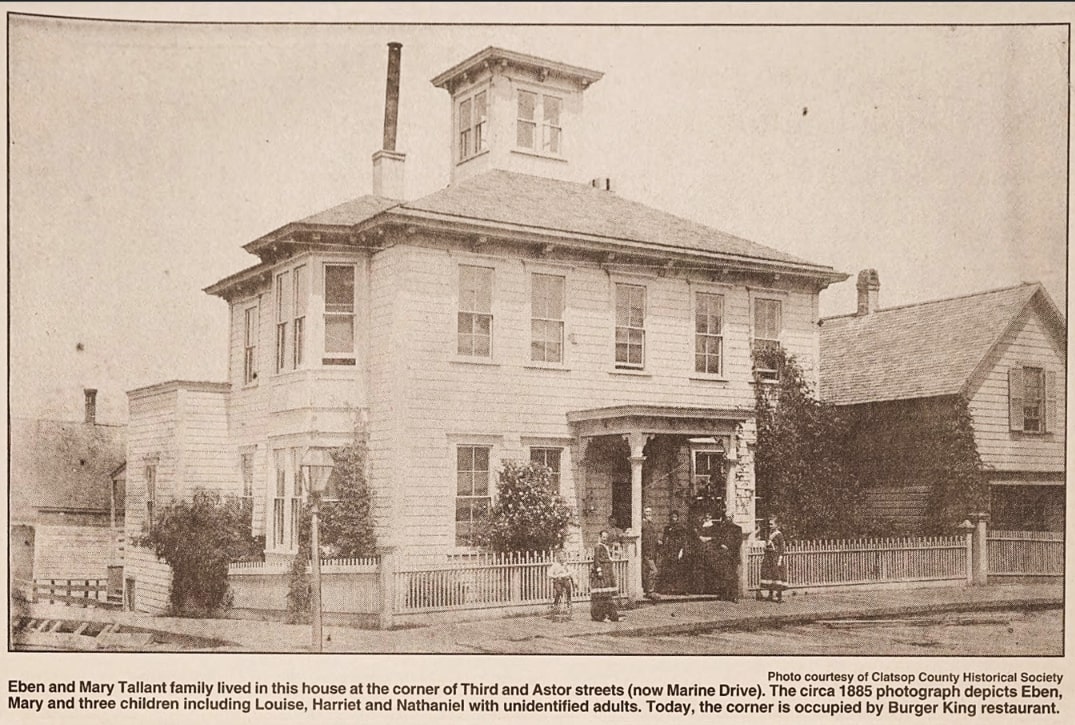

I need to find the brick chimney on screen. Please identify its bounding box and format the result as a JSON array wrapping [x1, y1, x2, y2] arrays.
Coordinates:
[[371, 42, 406, 199], [84, 388, 98, 424], [856, 269, 880, 315]]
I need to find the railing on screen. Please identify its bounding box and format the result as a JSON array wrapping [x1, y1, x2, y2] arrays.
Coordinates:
[[30, 578, 117, 608], [394, 551, 629, 614], [747, 535, 969, 589], [988, 530, 1063, 577]]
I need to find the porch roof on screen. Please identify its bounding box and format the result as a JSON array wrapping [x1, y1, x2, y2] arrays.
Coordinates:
[[567, 404, 752, 437]]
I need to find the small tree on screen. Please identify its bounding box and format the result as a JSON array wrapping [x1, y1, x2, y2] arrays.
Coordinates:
[[138, 490, 261, 616], [286, 430, 378, 622], [754, 346, 864, 539], [477, 460, 573, 554]]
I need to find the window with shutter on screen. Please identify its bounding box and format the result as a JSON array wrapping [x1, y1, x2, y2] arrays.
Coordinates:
[[1011, 366, 1052, 434]]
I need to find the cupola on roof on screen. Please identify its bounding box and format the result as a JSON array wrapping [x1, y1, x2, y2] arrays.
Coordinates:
[[431, 47, 604, 184]]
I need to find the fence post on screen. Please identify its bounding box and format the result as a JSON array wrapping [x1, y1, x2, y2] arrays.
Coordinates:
[[971, 512, 989, 585], [738, 530, 749, 598], [378, 546, 397, 631], [621, 534, 642, 603]]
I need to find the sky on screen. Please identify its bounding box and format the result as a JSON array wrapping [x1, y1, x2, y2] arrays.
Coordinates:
[[7, 7, 1068, 425]]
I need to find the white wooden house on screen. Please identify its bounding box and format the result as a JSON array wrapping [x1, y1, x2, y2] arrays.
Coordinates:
[[820, 271, 1066, 532], [123, 45, 845, 613]]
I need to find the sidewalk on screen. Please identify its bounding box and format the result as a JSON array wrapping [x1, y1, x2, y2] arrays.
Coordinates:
[[23, 582, 1062, 653]]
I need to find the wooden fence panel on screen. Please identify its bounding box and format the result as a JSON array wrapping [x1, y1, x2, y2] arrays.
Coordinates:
[[393, 551, 628, 614], [32, 579, 113, 608], [748, 535, 968, 589], [987, 530, 1063, 576]]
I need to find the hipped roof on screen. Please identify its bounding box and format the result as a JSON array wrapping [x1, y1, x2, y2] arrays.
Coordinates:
[[212, 170, 844, 297]]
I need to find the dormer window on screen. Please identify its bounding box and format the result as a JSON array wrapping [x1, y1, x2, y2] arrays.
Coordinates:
[[517, 90, 563, 155], [458, 90, 488, 161]]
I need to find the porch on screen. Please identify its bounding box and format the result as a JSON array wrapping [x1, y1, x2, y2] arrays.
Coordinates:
[[567, 404, 757, 601]]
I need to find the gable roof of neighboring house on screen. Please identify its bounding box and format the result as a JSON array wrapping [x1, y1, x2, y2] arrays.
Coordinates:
[[819, 283, 1066, 406], [212, 170, 846, 297], [9, 417, 126, 520]]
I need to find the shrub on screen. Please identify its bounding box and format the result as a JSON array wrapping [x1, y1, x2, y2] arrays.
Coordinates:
[[286, 430, 378, 622], [477, 460, 574, 553], [137, 490, 261, 616], [754, 346, 864, 539]]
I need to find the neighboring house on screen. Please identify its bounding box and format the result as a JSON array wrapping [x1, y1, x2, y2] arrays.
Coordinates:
[[9, 390, 126, 590], [820, 271, 1066, 532], [124, 45, 845, 612]]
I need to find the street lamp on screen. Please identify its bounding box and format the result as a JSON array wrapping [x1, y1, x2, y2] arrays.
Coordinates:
[[301, 448, 335, 653]]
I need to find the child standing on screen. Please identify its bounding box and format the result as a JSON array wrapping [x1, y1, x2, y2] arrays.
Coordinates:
[[548, 550, 577, 620]]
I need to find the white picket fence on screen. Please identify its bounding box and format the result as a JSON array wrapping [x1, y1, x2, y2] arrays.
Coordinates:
[[747, 535, 970, 589], [988, 530, 1063, 577], [394, 551, 628, 614], [223, 529, 1060, 626]]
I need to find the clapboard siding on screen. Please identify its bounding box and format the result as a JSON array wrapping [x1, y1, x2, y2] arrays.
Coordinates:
[[377, 241, 814, 553], [33, 524, 114, 580], [178, 388, 234, 493], [125, 545, 173, 614], [968, 311, 1065, 472], [367, 245, 410, 546]]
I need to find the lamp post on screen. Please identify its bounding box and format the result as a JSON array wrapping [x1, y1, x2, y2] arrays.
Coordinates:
[[301, 448, 335, 653]]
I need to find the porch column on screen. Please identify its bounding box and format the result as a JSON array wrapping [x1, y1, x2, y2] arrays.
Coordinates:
[[624, 432, 651, 602], [723, 437, 749, 599]]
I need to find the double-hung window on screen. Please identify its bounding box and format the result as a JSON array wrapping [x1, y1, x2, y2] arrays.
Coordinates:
[[144, 463, 157, 532], [458, 265, 493, 357], [541, 95, 562, 154], [323, 264, 356, 365], [289, 447, 303, 550], [531, 273, 565, 363], [458, 90, 488, 160], [273, 450, 287, 548], [695, 292, 724, 375], [614, 283, 646, 368], [517, 90, 563, 155], [529, 447, 562, 491], [240, 451, 255, 527], [275, 271, 290, 373], [456, 446, 491, 547], [243, 304, 258, 384], [292, 265, 306, 368], [752, 298, 783, 382], [1010, 366, 1055, 434]]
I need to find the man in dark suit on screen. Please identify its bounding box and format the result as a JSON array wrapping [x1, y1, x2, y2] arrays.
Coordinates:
[[641, 506, 660, 601]]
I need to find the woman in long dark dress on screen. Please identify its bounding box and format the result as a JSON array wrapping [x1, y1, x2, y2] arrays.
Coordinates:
[[590, 530, 620, 622], [758, 515, 787, 603], [659, 511, 688, 594]]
